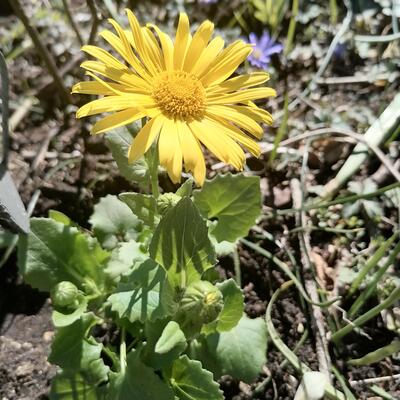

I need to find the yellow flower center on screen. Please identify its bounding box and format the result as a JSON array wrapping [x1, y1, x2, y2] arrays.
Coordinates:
[[152, 71, 206, 120]]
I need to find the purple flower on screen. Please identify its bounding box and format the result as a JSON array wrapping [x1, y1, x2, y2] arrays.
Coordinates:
[[247, 31, 283, 69], [199, 0, 218, 4]]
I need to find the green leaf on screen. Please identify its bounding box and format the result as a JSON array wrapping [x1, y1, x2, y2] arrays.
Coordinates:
[[49, 313, 109, 385], [119, 192, 158, 227], [203, 279, 244, 334], [49, 372, 105, 399], [109, 350, 174, 400], [89, 195, 141, 249], [107, 259, 167, 323], [52, 296, 88, 328], [171, 355, 223, 400], [18, 218, 109, 292], [176, 178, 193, 197], [49, 210, 75, 226], [193, 173, 261, 242], [105, 129, 149, 186], [155, 321, 187, 355], [0, 228, 14, 249], [193, 315, 267, 383], [149, 197, 216, 288], [104, 240, 147, 284]]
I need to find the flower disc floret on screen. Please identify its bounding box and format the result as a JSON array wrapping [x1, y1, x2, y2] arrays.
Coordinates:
[[152, 72, 206, 120]]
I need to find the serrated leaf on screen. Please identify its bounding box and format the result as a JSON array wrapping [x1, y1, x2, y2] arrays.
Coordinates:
[[89, 195, 140, 249], [49, 313, 109, 385], [18, 218, 109, 292], [193, 173, 261, 243], [203, 279, 244, 334], [171, 355, 223, 400], [52, 296, 88, 328], [119, 192, 158, 227], [155, 321, 187, 355], [149, 197, 216, 288], [193, 315, 267, 383], [109, 350, 174, 400], [49, 372, 106, 400], [107, 259, 167, 323], [176, 178, 193, 197], [106, 129, 149, 186], [104, 240, 147, 284]]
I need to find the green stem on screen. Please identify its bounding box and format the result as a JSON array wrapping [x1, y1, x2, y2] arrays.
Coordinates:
[[150, 145, 160, 198], [348, 240, 400, 318], [120, 327, 127, 375], [240, 238, 339, 308], [265, 282, 346, 400], [332, 286, 400, 343], [347, 232, 399, 297], [329, 0, 338, 25], [102, 346, 119, 370], [284, 0, 298, 55], [275, 182, 400, 216], [232, 247, 241, 287]]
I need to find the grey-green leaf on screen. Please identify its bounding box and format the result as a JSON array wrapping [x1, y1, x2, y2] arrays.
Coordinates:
[[203, 279, 244, 334], [106, 128, 149, 186], [171, 355, 223, 400], [109, 350, 174, 400], [194, 315, 267, 383], [149, 197, 216, 288], [18, 218, 109, 292], [89, 195, 141, 249], [107, 259, 167, 323], [119, 192, 158, 227], [155, 321, 187, 355], [49, 372, 105, 399], [49, 313, 109, 385], [193, 173, 261, 242]]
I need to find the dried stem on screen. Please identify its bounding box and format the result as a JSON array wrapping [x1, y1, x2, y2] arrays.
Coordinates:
[[61, 0, 84, 46], [10, 0, 72, 105], [87, 0, 100, 45]]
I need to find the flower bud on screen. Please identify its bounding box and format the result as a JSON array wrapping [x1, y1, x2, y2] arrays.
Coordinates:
[[157, 193, 181, 215], [180, 280, 223, 324], [51, 281, 79, 308]]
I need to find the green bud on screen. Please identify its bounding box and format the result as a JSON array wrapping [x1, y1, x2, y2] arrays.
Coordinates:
[[51, 281, 79, 308], [180, 281, 223, 324], [157, 193, 181, 215]]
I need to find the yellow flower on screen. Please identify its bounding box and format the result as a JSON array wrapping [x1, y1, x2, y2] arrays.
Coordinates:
[[73, 10, 276, 186]]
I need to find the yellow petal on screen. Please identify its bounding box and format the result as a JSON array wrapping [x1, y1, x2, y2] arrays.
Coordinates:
[[76, 94, 153, 118], [190, 36, 224, 76], [142, 27, 164, 70], [205, 114, 261, 157], [91, 108, 146, 135], [125, 9, 159, 76], [206, 72, 270, 94], [183, 20, 214, 72], [72, 81, 125, 95], [189, 119, 244, 170], [206, 105, 263, 138], [207, 87, 277, 105], [148, 23, 174, 71], [177, 121, 206, 186], [158, 118, 182, 183], [174, 13, 191, 70], [128, 116, 163, 163], [200, 41, 252, 86], [81, 45, 128, 71], [108, 18, 153, 81], [228, 105, 273, 125], [80, 61, 151, 92]]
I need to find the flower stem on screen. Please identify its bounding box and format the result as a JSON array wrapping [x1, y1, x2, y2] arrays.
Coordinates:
[[120, 327, 127, 375], [149, 145, 160, 198]]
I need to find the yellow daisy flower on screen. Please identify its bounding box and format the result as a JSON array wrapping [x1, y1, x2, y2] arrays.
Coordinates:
[[73, 10, 276, 186]]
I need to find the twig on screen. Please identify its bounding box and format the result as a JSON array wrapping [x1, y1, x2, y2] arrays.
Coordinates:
[[316, 72, 399, 85], [291, 176, 332, 384], [87, 0, 100, 45], [10, 0, 72, 105], [355, 32, 400, 42], [349, 374, 400, 387], [61, 0, 84, 46]]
